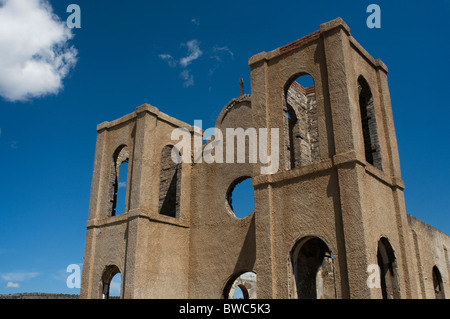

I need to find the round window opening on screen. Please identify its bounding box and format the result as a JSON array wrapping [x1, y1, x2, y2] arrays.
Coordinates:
[[226, 177, 254, 218]]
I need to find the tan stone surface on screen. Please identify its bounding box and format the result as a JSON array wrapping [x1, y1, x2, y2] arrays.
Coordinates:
[[80, 18, 449, 299]]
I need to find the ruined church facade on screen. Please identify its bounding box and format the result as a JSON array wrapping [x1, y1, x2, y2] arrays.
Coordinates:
[[80, 18, 450, 299]]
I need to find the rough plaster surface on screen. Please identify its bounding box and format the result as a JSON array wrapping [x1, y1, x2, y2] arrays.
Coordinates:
[[80, 18, 449, 299]]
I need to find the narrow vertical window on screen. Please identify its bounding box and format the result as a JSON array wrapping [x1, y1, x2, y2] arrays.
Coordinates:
[[115, 160, 128, 215], [284, 74, 319, 169], [110, 145, 129, 217], [432, 266, 445, 299], [377, 237, 400, 299], [159, 145, 181, 218], [358, 76, 382, 170]]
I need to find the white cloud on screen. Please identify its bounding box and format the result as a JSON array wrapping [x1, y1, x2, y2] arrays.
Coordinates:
[[191, 18, 200, 26], [213, 46, 234, 58], [0, 0, 78, 102], [180, 70, 194, 88], [158, 54, 177, 68], [6, 282, 19, 288], [1, 272, 39, 282], [158, 39, 202, 87], [208, 46, 234, 77], [118, 181, 127, 188], [179, 39, 203, 67]]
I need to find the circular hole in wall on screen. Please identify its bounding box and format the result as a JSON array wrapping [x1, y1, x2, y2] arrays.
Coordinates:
[[226, 177, 254, 218]]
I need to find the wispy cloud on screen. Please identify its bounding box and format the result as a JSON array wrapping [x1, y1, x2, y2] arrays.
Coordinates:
[[1, 272, 39, 282], [0, 0, 78, 102], [158, 39, 203, 87], [180, 70, 194, 88], [2, 271, 39, 289], [6, 282, 20, 288], [191, 18, 200, 26], [212, 46, 234, 61], [158, 41, 234, 87], [208, 46, 235, 77], [158, 54, 177, 68], [179, 40, 203, 67], [118, 181, 127, 189]]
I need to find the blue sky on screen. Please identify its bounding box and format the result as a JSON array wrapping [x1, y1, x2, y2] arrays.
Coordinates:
[[0, 0, 449, 295]]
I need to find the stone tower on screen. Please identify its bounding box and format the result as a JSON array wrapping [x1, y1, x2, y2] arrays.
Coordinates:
[[80, 18, 449, 299]]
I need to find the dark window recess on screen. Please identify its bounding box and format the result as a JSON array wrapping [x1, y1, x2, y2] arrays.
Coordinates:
[[358, 76, 382, 170], [159, 145, 181, 218], [377, 237, 400, 299], [292, 237, 336, 299], [110, 145, 129, 217], [283, 74, 319, 170], [432, 266, 445, 299]]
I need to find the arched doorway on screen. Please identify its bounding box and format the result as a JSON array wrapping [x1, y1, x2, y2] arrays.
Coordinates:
[[377, 237, 400, 299], [101, 265, 122, 299], [290, 237, 336, 299]]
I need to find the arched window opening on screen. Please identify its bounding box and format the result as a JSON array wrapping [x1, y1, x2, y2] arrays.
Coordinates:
[[110, 145, 129, 217], [358, 76, 382, 170], [284, 74, 319, 170], [225, 271, 256, 299], [377, 237, 400, 299], [101, 265, 121, 299], [115, 161, 128, 215], [291, 237, 336, 299], [226, 176, 254, 218], [433, 266, 445, 299], [159, 145, 182, 218]]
